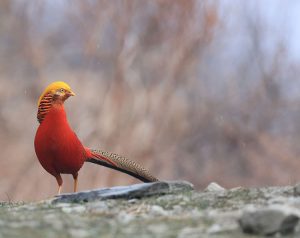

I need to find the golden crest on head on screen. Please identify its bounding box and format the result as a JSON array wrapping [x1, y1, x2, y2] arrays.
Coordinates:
[[38, 81, 74, 106]]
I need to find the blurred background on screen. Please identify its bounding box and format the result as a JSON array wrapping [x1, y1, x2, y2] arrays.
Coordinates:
[[1, 0, 300, 201]]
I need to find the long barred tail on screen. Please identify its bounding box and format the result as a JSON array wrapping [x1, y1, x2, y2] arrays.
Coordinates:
[[85, 149, 159, 183]]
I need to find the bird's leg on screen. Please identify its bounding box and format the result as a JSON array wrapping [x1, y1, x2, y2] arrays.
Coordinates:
[[55, 174, 63, 195], [73, 173, 78, 193], [58, 186, 62, 195]]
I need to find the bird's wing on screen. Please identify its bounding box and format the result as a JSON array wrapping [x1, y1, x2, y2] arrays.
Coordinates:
[[85, 148, 159, 183]]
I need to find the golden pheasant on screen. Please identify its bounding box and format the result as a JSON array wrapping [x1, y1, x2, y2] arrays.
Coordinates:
[[34, 81, 158, 195]]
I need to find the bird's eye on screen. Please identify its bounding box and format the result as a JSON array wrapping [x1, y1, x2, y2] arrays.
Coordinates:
[[59, 88, 65, 92]]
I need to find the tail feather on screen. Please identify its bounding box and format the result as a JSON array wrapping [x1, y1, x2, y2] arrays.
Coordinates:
[[85, 149, 159, 183]]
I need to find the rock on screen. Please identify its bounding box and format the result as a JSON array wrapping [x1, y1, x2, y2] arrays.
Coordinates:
[[61, 205, 86, 213], [238, 205, 300, 235], [206, 224, 223, 234], [294, 183, 300, 196], [117, 211, 135, 224], [149, 205, 168, 216], [204, 182, 226, 192], [178, 227, 205, 238], [52, 180, 194, 203], [5, 181, 300, 237]]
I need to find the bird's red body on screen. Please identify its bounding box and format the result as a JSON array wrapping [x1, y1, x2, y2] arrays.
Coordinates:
[[34, 103, 86, 178], [34, 81, 158, 195]]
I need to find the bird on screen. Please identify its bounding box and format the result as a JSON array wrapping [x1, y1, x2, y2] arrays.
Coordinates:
[[34, 81, 158, 195]]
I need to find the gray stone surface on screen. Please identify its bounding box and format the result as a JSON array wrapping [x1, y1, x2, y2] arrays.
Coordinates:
[[239, 205, 300, 235], [52, 180, 194, 203], [294, 183, 300, 196], [2, 181, 300, 237], [204, 182, 226, 192]]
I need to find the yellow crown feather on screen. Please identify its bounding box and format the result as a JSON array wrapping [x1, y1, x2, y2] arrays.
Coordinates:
[[38, 81, 73, 106]]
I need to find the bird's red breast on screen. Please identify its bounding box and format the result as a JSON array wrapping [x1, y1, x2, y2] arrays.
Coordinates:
[[34, 103, 86, 176]]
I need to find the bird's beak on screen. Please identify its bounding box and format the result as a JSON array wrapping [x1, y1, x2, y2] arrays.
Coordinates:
[[68, 90, 76, 96]]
